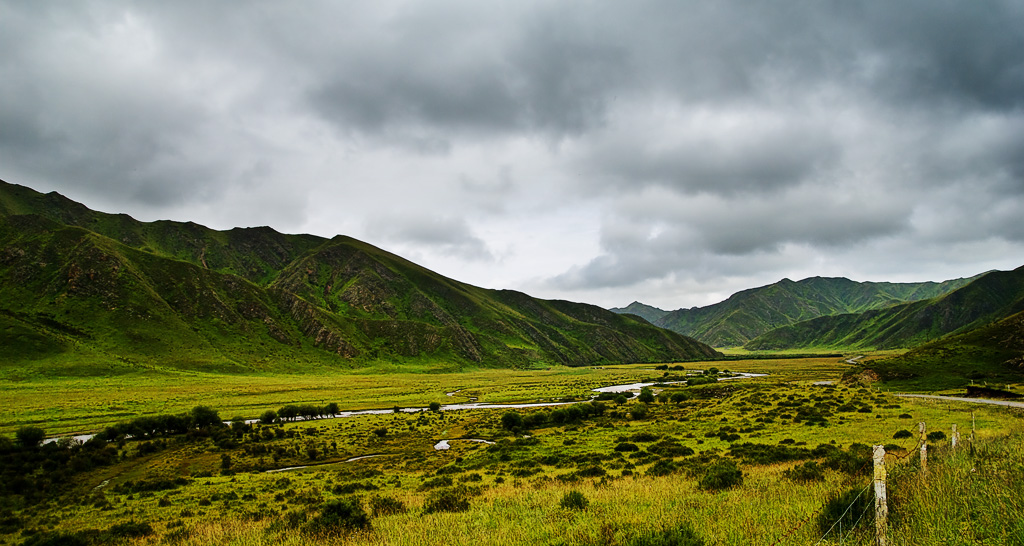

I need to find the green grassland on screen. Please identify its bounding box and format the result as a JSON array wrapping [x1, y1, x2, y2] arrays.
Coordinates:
[[1, 357, 851, 437], [2, 356, 1022, 545]]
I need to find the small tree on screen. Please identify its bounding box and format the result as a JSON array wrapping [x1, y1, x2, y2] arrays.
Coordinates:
[[428, 402, 442, 412], [638, 387, 656, 404], [324, 402, 340, 415], [501, 411, 524, 431], [560, 490, 589, 510], [698, 459, 743, 490], [260, 410, 278, 424], [190, 406, 221, 429], [306, 499, 370, 534], [15, 426, 45, 448]]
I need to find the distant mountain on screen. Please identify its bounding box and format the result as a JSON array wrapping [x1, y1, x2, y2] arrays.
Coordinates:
[[865, 308, 1024, 389], [0, 180, 720, 375], [745, 266, 1024, 351], [616, 276, 976, 347], [608, 302, 669, 324]]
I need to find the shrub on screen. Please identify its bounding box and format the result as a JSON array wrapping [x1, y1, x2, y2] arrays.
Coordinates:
[[422, 486, 471, 514], [629, 405, 649, 420], [577, 465, 607, 478], [892, 430, 913, 439], [615, 442, 640, 452], [107, 521, 155, 539], [698, 459, 743, 490], [630, 523, 705, 546], [15, 426, 45, 448], [649, 440, 694, 458], [783, 461, 824, 482], [501, 412, 524, 430], [647, 459, 678, 477], [418, 476, 453, 491], [638, 388, 656, 404], [305, 499, 370, 534], [817, 485, 873, 536], [926, 431, 947, 442], [560, 490, 589, 510], [369, 495, 407, 517]]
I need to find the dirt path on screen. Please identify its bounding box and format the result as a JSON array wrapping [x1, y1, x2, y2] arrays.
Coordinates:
[[895, 393, 1024, 409]]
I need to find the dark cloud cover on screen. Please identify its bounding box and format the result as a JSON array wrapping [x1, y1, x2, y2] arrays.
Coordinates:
[[1, 0, 1022, 309]]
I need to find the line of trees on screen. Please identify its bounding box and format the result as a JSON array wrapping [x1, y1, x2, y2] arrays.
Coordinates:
[[267, 402, 340, 423]]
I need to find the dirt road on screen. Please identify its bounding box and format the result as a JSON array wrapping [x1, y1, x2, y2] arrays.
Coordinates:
[[895, 393, 1024, 409]]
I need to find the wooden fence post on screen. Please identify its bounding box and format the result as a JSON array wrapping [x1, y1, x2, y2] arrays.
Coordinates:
[[951, 424, 958, 451], [919, 421, 927, 473], [873, 445, 888, 546]]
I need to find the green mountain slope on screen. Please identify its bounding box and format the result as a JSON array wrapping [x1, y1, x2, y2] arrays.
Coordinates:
[[864, 309, 1024, 389], [635, 276, 976, 347], [0, 180, 719, 375], [608, 302, 669, 324], [745, 266, 1024, 351]]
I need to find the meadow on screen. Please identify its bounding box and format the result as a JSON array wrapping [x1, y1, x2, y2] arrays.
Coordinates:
[[2, 356, 1022, 545]]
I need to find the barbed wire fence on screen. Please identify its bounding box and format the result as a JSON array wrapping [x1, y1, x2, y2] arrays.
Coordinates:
[[769, 414, 976, 546]]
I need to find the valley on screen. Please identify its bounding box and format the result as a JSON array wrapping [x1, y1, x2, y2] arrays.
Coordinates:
[[2, 181, 1024, 545], [3, 357, 1023, 545]]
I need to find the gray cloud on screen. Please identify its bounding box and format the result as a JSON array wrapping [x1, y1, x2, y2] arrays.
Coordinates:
[[1, 0, 1023, 309], [365, 212, 494, 262]]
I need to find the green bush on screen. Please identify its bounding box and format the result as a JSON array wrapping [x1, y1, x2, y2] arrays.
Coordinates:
[[615, 442, 640, 452], [926, 431, 947, 442], [783, 461, 824, 482], [305, 499, 370, 534], [697, 459, 743, 490], [560, 490, 589, 510], [107, 521, 155, 539], [893, 429, 913, 439], [647, 459, 678, 477], [15, 426, 45, 449], [369, 494, 406, 517], [501, 411, 524, 430], [817, 485, 873, 536], [630, 523, 705, 546], [422, 486, 471, 514]]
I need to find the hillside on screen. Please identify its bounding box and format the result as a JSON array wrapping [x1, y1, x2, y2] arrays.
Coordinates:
[[607, 301, 668, 323], [623, 276, 975, 347], [864, 308, 1024, 389], [745, 266, 1024, 351], [0, 180, 720, 375]]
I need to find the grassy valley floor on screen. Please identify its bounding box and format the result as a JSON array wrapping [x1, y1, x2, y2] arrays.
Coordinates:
[[1, 356, 1022, 545]]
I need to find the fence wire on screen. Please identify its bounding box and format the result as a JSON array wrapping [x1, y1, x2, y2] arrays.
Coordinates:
[[768, 420, 961, 545]]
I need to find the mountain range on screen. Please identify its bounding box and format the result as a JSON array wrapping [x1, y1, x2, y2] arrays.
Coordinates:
[[612, 275, 985, 348], [0, 180, 720, 376]]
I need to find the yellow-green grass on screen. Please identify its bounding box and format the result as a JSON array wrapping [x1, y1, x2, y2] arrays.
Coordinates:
[[5, 375, 1021, 544], [1, 357, 855, 437], [4, 357, 1021, 546]]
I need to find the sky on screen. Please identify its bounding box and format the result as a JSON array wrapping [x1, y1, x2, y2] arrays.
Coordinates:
[[2, 1, 1023, 310]]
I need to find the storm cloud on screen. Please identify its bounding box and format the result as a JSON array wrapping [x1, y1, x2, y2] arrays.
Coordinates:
[[2, 0, 1022, 309]]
